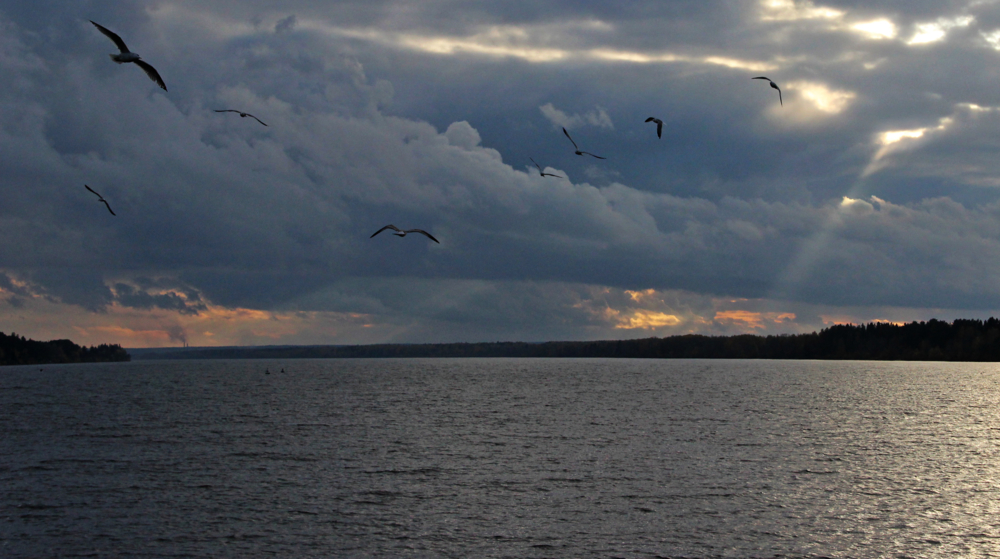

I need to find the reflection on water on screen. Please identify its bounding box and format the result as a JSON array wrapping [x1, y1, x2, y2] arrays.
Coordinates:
[[2, 358, 1000, 557]]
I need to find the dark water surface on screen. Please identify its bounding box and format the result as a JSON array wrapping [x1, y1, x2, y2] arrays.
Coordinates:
[[2, 358, 1000, 558]]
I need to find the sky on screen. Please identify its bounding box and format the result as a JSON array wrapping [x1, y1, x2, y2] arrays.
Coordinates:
[[5, 0, 1000, 347]]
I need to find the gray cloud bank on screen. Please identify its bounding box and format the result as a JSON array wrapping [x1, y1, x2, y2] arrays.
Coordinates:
[[4, 1, 1000, 343]]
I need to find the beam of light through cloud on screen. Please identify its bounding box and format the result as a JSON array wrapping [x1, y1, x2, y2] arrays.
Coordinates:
[[863, 117, 954, 177], [768, 76, 1000, 309], [768, 193, 877, 304]]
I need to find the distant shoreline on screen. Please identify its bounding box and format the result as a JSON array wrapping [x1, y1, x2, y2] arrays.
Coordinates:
[[1, 332, 130, 366], [129, 318, 1000, 362]]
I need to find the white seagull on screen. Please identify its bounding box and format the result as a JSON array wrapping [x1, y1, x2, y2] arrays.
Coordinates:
[[752, 76, 781, 106], [91, 20, 167, 91], [371, 225, 440, 243], [562, 127, 606, 159], [215, 110, 267, 126], [645, 117, 663, 138], [84, 185, 116, 216], [530, 157, 563, 178]]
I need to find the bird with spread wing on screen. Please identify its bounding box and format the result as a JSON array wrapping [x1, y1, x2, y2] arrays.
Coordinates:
[[90, 21, 167, 91], [370, 225, 440, 243], [562, 127, 606, 159]]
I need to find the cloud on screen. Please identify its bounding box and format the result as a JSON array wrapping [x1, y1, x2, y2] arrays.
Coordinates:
[[714, 310, 796, 329], [443, 121, 482, 149], [111, 283, 207, 315], [0, 273, 30, 297], [539, 103, 614, 130], [907, 15, 974, 45], [851, 19, 897, 40], [759, 0, 843, 22], [6, 2, 1000, 345]]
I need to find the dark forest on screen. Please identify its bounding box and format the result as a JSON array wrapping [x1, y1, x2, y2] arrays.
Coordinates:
[[0, 332, 130, 366]]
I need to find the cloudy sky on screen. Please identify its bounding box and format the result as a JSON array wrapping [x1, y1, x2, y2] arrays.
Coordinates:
[[5, 0, 1000, 347]]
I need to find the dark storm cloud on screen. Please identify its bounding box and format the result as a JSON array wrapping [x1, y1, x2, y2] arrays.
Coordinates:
[[0, 273, 29, 297], [29, 269, 114, 312], [4, 0, 1000, 342], [112, 283, 207, 315]]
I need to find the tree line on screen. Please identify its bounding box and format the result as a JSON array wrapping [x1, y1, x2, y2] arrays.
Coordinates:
[[136, 318, 1000, 361], [0, 331, 130, 366]]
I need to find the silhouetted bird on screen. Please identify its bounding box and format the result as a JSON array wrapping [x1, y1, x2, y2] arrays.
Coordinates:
[[84, 185, 116, 216], [645, 117, 663, 138], [562, 127, 606, 159], [370, 225, 440, 243], [752, 76, 782, 106], [215, 110, 267, 126], [90, 21, 167, 91], [530, 157, 563, 178]]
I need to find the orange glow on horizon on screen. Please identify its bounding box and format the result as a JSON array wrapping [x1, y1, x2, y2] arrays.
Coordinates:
[[714, 310, 796, 329], [820, 315, 905, 327]]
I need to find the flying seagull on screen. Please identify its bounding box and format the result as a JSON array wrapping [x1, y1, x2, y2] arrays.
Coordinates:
[[562, 127, 606, 159], [90, 21, 167, 91], [752, 76, 781, 106], [84, 185, 116, 216], [215, 110, 267, 126], [645, 117, 663, 138], [530, 157, 563, 178], [370, 225, 440, 243]]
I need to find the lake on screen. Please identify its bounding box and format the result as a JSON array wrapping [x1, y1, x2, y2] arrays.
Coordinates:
[[2, 358, 1000, 557]]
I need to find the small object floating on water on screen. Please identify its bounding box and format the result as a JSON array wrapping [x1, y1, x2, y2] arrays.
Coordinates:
[[90, 20, 167, 91]]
